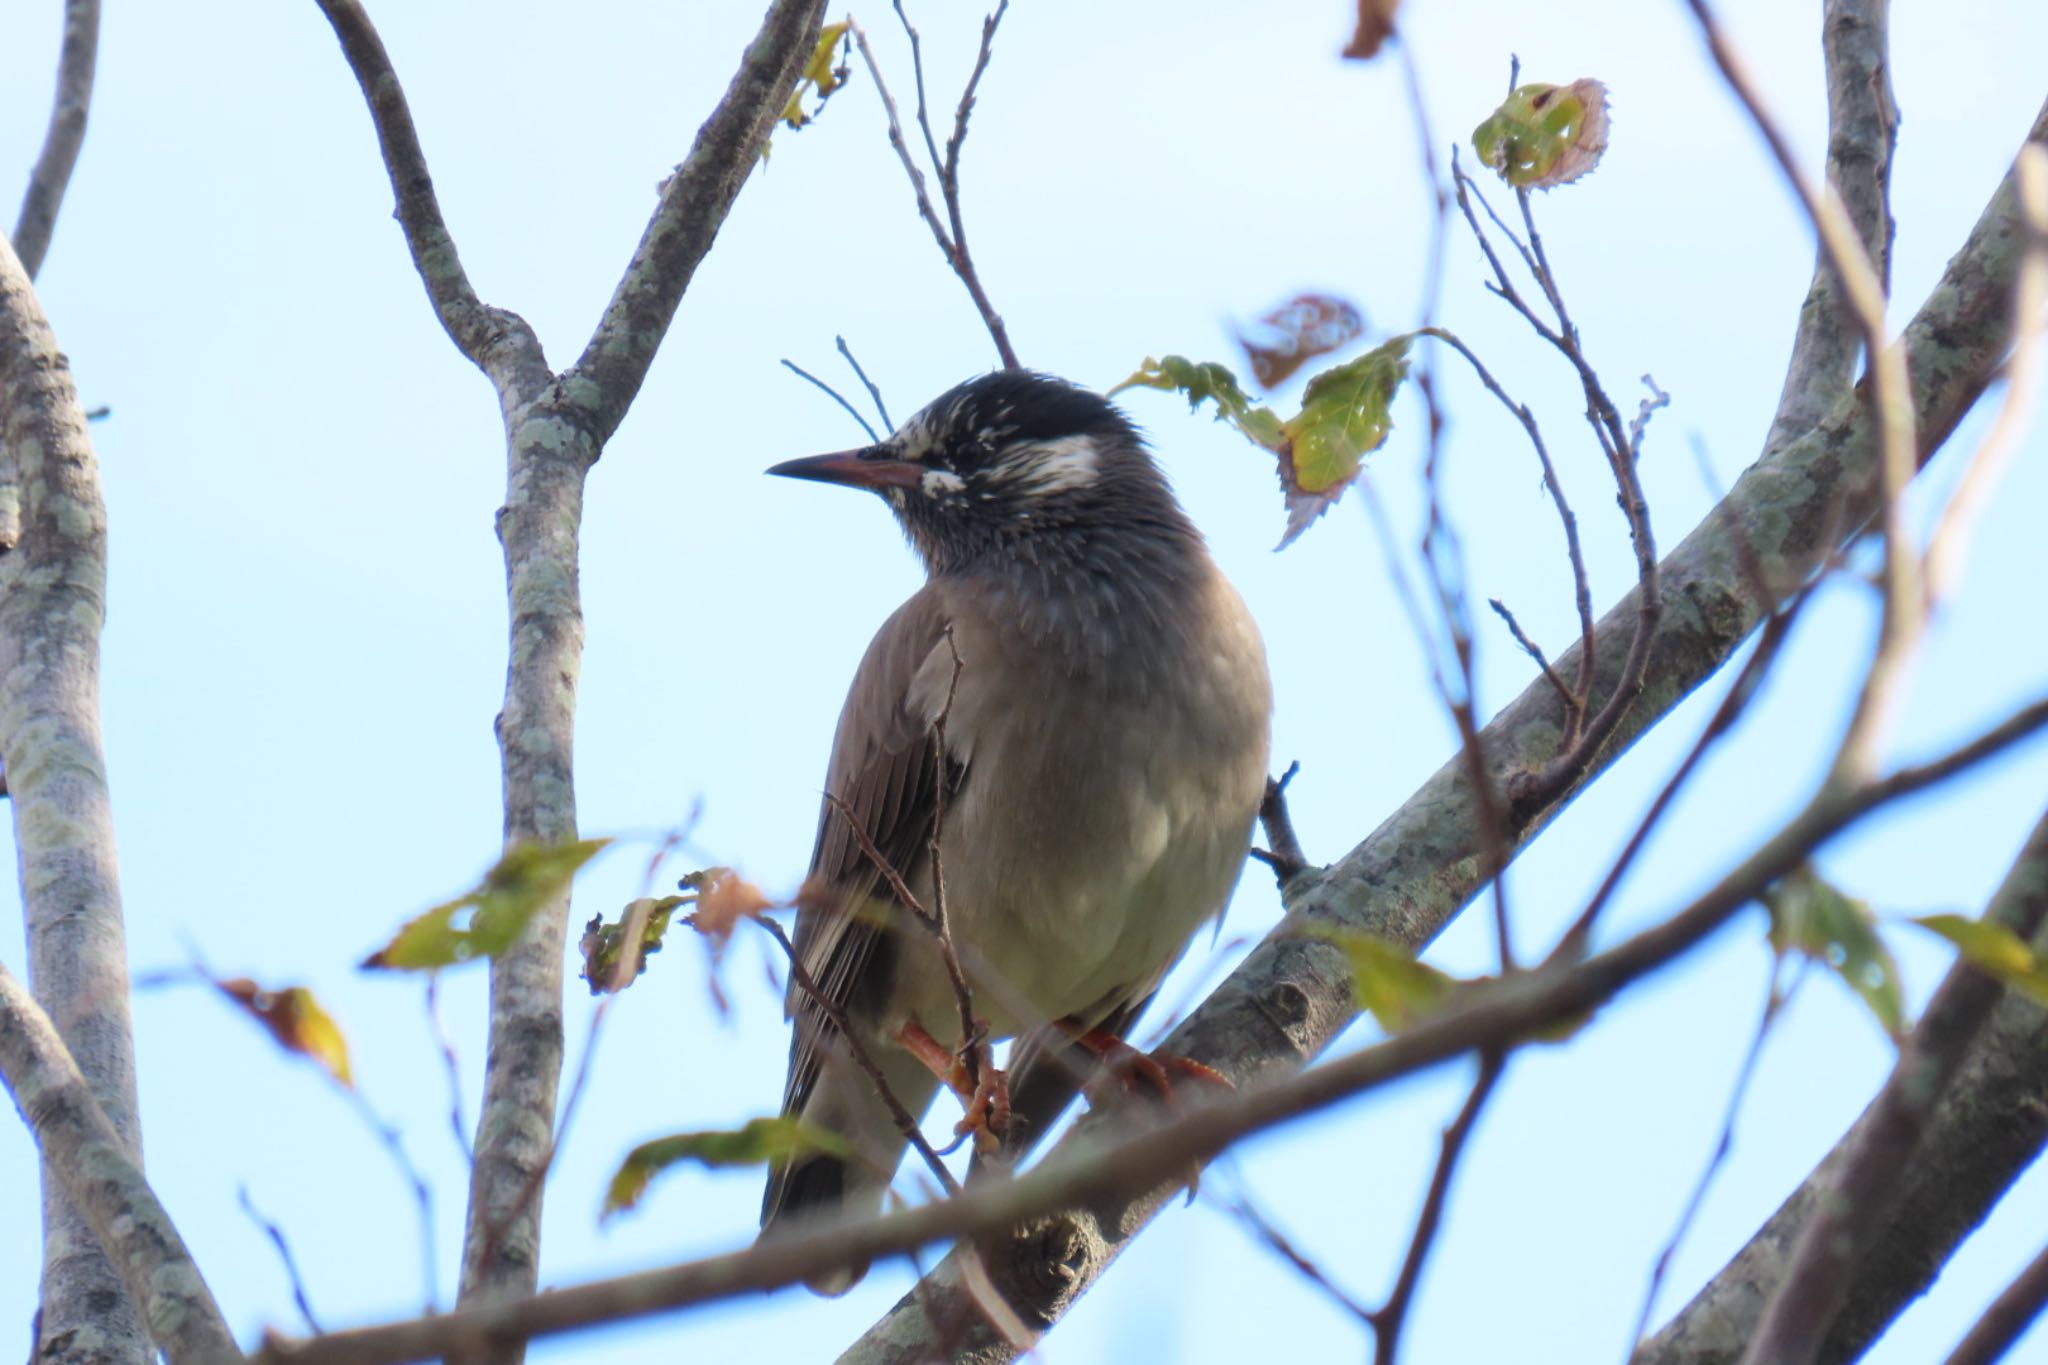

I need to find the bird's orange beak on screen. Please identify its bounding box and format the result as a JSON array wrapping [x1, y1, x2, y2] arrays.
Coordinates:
[[766, 449, 925, 491]]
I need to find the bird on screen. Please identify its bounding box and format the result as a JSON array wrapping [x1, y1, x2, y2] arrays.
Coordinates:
[[758, 369, 1272, 1293]]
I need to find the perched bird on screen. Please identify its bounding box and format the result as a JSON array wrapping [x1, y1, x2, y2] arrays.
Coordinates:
[[759, 370, 1271, 1292]]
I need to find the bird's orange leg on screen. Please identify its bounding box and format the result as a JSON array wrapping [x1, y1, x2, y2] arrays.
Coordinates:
[[892, 1019, 1011, 1155], [1066, 1021, 1234, 1109]]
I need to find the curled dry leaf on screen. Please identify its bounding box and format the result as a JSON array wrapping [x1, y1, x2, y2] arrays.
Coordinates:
[[683, 866, 775, 945], [1342, 0, 1400, 60], [214, 977, 354, 1088], [1235, 292, 1367, 389], [579, 895, 689, 996], [1472, 79, 1611, 189]]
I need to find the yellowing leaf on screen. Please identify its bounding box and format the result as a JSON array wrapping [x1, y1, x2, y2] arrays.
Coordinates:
[[1910, 913, 2048, 1006], [1235, 292, 1366, 390], [1472, 79, 1611, 189], [601, 1118, 851, 1222], [363, 838, 612, 971], [1764, 866, 1905, 1038], [1277, 337, 1411, 545], [777, 21, 853, 134], [683, 867, 775, 944], [1317, 929, 1455, 1031], [215, 977, 354, 1088]]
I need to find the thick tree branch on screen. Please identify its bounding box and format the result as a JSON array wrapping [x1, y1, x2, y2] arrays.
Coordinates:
[[840, 94, 2048, 1361], [1741, 808, 2048, 1363], [9, 0, 98, 279], [1766, 0, 1898, 451], [249, 693, 2048, 1365], [1642, 807, 2048, 1364], [0, 223, 150, 1364], [312, 0, 549, 403], [0, 964, 239, 1362], [563, 0, 829, 443]]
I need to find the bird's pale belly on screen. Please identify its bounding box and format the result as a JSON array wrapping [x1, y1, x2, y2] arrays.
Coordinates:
[[888, 692, 1260, 1045]]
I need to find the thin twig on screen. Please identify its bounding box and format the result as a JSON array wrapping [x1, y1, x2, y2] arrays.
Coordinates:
[[10, 0, 99, 280], [925, 626, 986, 1096], [753, 914, 960, 1196], [781, 357, 880, 442], [836, 335, 893, 431], [1214, 1175, 1377, 1329], [1369, 1051, 1506, 1364], [1925, 143, 2048, 604], [849, 8, 1019, 369], [1250, 760, 1310, 886], [240, 1185, 324, 1335], [1487, 599, 1575, 715], [343, 1087, 440, 1313], [424, 974, 472, 1162], [1625, 962, 1802, 1359], [1944, 1238, 2048, 1365]]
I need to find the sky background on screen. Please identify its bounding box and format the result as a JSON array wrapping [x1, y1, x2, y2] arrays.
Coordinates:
[[3, 0, 2048, 1360]]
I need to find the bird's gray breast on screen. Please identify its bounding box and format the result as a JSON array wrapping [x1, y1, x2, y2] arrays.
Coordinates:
[[898, 566, 1272, 1039]]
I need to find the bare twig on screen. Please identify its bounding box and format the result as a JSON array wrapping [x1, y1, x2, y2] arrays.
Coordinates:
[[836, 334, 894, 431], [343, 1086, 441, 1313], [1625, 962, 1802, 1359], [1251, 760, 1310, 886], [240, 1185, 324, 1335], [781, 357, 881, 442], [1738, 805, 2048, 1365], [0, 962, 240, 1362], [425, 974, 473, 1162], [1488, 599, 1576, 716], [925, 627, 987, 1099], [1680, 0, 1921, 790], [1945, 1238, 2048, 1365], [259, 696, 2048, 1365], [10, 0, 99, 280], [1214, 1176, 1377, 1329], [1926, 142, 2048, 604], [849, 7, 1020, 369], [1370, 1051, 1505, 1365], [754, 914, 961, 1196]]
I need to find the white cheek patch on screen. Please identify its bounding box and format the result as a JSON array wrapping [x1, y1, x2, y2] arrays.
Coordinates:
[[1008, 434, 1101, 493], [920, 467, 967, 497]]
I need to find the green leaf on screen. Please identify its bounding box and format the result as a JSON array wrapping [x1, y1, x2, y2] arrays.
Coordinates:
[[1909, 913, 2048, 1007], [1110, 356, 1287, 450], [1764, 866, 1905, 1038], [601, 1118, 852, 1222], [1317, 928, 1455, 1031], [363, 838, 612, 971], [579, 895, 688, 996], [1276, 337, 1411, 545], [1471, 79, 1611, 189]]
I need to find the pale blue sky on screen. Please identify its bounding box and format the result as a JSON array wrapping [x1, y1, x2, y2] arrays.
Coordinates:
[[3, 1, 2047, 1361]]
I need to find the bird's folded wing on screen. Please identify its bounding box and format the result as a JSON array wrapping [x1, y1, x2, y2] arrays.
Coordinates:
[[780, 586, 962, 1121]]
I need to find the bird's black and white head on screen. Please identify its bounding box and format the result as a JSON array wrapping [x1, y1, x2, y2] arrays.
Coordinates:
[[768, 371, 1195, 577]]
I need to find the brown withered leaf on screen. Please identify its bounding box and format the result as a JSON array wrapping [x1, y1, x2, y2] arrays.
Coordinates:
[[1235, 293, 1367, 390], [1342, 0, 1400, 60]]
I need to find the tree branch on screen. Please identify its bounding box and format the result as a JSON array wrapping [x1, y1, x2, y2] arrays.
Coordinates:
[[9, 0, 98, 280], [1742, 809, 2048, 1363], [563, 0, 829, 443], [311, 0, 549, 403], [0, 221, 150, 1364], [838, 93, 2048, 1361], [1641, 805, 2048, 1364], [238, 682, 2045, 1365], [0, 964, 240, 1362], [1945, 1238, 2048, 1365]]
